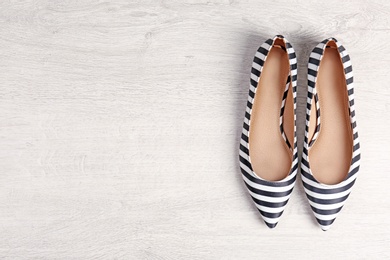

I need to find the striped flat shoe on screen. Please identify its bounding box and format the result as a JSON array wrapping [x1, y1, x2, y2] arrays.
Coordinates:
[[239, 35, 298, 228], [302, 38, 361, 231]]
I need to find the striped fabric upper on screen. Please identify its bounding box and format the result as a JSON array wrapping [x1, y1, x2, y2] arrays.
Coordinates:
[[302, 38, 361, 231], [239, 35, 298, 228], [281, 76, 293, 150]]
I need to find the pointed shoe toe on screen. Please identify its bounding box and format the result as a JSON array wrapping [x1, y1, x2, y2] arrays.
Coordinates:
[[265, 221, 278, 229], [318, 219, 336, 231]]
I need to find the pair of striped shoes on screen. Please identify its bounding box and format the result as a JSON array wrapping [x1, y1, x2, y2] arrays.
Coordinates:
[[239, 35, 360, 231]]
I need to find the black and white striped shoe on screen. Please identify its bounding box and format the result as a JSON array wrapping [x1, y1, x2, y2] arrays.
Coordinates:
[[302, 38, 361, 231], [239, 35, 298, 228]]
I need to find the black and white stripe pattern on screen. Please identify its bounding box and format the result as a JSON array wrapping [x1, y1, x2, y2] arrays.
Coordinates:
[[302, 38, 361, 231], [239, 35, 298, 228], [280, 76, 292, 150], [308, 93, 320, 146]]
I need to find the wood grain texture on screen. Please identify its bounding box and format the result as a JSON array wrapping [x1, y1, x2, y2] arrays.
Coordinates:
[[0, 0, 389, 259]]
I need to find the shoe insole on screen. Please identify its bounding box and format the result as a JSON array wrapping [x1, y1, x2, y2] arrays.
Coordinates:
[[249, 43, 293, 181], [308, 43, 353, 185]]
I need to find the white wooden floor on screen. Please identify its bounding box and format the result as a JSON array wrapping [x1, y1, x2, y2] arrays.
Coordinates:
[[1, 0, 389, 259]]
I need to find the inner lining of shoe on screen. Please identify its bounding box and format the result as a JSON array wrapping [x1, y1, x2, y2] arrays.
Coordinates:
[[248, 39, 293, 181], [308, 41, 353, 185]]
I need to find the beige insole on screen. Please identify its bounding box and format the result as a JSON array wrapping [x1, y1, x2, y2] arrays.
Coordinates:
[[249, 42, 293, 181], [308, 42, 353, 185]]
